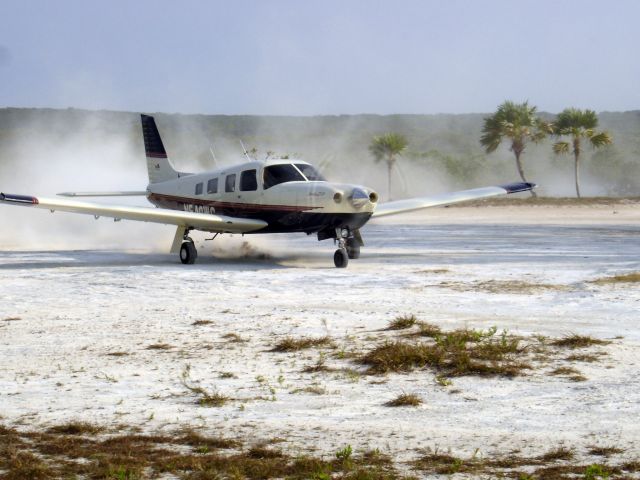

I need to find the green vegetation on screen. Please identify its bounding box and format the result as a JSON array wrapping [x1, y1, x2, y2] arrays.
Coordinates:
[[384, 393, 422, 407], [552, 108, 613, 198], [591, 272, 640, 284], [1, 107, 638, 197], [180, 364, 229, 407], [550, 334, 611, 349], [386, 314, 417, 330], [369, 133, 408, 200], [361, 326, 528, 377], [481, 101, 552, 196], [271, 336, 335, 352]]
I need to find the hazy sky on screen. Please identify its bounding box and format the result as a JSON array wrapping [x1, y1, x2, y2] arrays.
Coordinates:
[[1, 0, 639, 115]]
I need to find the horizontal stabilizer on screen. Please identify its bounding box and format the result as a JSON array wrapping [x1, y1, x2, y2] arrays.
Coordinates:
[[58, 191, 148, 197], [372, 182, 536, 218]]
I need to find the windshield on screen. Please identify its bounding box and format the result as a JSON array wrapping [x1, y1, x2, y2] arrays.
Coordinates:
[[295, 164, 326, 181], [263, 164, 305, 189]]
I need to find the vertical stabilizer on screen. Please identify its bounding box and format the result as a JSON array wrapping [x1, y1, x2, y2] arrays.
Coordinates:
[[141, 114, 180, 184]]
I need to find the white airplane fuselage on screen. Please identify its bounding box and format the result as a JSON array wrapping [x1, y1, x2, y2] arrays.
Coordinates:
[[147, 159, 378, 235]]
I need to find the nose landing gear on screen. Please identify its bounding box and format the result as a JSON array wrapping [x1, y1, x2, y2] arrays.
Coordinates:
[[333, 228, 362, 268]]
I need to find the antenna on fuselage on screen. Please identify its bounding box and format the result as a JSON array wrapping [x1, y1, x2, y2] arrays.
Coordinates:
[[239, 140, 251, 162]]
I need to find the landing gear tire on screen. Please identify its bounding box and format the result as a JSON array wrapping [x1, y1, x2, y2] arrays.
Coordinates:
[[346, 238, 360, 259], [180, 241, 198, 265], [334, 248, 349, 268]]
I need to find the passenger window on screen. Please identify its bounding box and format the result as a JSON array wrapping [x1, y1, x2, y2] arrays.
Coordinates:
[[225, 174, 236, 192], [240, 169, 257, 191], [195, 182, 203, 195], [207, 178, 218, 194]]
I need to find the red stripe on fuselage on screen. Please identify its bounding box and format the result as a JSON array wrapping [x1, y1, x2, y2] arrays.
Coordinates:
[[148, 193, 321, 213]]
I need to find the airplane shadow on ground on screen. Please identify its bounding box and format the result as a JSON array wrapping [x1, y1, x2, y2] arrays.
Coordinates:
[[0, 250, 307, 271]]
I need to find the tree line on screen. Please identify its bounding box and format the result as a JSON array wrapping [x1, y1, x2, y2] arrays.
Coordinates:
[[370, 101, 612, 199]]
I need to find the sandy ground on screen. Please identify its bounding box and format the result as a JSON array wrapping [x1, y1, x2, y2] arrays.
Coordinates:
[[1, 204, 639, 470]]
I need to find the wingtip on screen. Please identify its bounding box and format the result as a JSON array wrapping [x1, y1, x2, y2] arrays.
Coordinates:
[[501, 182, 537, 194]]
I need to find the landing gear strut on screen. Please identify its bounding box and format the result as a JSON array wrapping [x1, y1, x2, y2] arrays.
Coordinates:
[[179, 233, 197, 265], [333, 228, 360, 268]]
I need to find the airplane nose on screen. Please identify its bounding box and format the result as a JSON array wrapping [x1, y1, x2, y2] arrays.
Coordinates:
[[350, 188, 370, 208]]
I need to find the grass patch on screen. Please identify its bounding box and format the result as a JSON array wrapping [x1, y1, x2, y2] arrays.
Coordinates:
[[192, 320, 214, 326], [0, 424, 407, 480], [416, 268, 450, 274], [565, 353, 601, 363], [361, 326, 529, 378], [291, 386, 327, 395], [46, 422, 104, 435], [384, 393, 422, 407], [416, 322, 442, 338], [551, 334, 610, 349], [591, 272, 640, 284], [271, 336, 335, 352], [106, 351, 129, 357], [222, 332, 247, 343], [439, 279, 566, 294], [181, 364, 229, 407], [588, 445, 624, 457], [538, 446, 574, 462], [549, 366, 581, 376], [386, 314, 417, 330], [0, 422, 636, 480], [2, 316, 22, 322], [146, 343, 173, 350]]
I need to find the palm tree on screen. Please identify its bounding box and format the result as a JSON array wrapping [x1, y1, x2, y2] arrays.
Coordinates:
[[481, 101, 551, 197], [552, 108, 612, 198], [369, 133, 408, 200]]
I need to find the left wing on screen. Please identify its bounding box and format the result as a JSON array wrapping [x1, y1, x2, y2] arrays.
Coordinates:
[[0, 192, 267, 233], [372, 182, 535, 218]]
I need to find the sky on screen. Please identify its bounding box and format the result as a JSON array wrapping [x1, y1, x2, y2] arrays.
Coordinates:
[[1, 0, 639, 115]]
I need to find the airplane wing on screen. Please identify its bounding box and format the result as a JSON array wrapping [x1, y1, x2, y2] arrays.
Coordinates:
[[371, 182, 535, 218], [57, 191, 148, 197], [0, 192, 267, 234]]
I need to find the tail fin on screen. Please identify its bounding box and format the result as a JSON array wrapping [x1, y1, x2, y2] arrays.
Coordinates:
[[141, 114, 180, 184]]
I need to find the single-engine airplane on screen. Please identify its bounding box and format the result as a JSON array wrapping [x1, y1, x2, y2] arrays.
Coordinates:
[[0, 115, 535, 267]]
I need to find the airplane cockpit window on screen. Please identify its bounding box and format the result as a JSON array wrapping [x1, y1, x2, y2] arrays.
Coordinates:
[[225, 174, 236, 193], [240, 169, 258, 191], [207, 178, 218, 194], [295, 164, 326, 181], [195, 182, 203, 195], [263, 164, 305, 189]]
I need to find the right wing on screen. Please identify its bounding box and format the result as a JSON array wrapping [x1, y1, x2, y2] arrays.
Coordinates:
[[372, 182, 535, 218], [0, 192, 267, 234]]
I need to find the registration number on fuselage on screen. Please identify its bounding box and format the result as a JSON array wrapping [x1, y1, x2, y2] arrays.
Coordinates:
[[183, 204, 216, 214]]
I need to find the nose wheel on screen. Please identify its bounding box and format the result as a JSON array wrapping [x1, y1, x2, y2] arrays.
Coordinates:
[[334, 247, 349, 268], [179, 236, 198, 264]]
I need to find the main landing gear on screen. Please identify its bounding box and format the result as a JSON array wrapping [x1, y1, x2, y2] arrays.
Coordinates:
[[333, 228, 362, 268], [179, 234, 198, 265]]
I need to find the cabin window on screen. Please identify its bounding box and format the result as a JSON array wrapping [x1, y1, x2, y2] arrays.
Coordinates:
[[195, 182, 203, 195], [207, 178, 218, 194], [240, 169, 258, 191], [225, 174, 236, 192], [263, 164, 305, 189], [295, 164, 326, 181]]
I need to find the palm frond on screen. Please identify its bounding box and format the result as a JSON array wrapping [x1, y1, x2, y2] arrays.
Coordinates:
[[481, 100, 548, 153], [589, 131, 613, 148], [553, 141, 570, 155], [369, 133, 408, 163]]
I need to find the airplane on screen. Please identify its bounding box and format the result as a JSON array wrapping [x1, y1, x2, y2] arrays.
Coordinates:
[[0, 114, 535, 268]]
